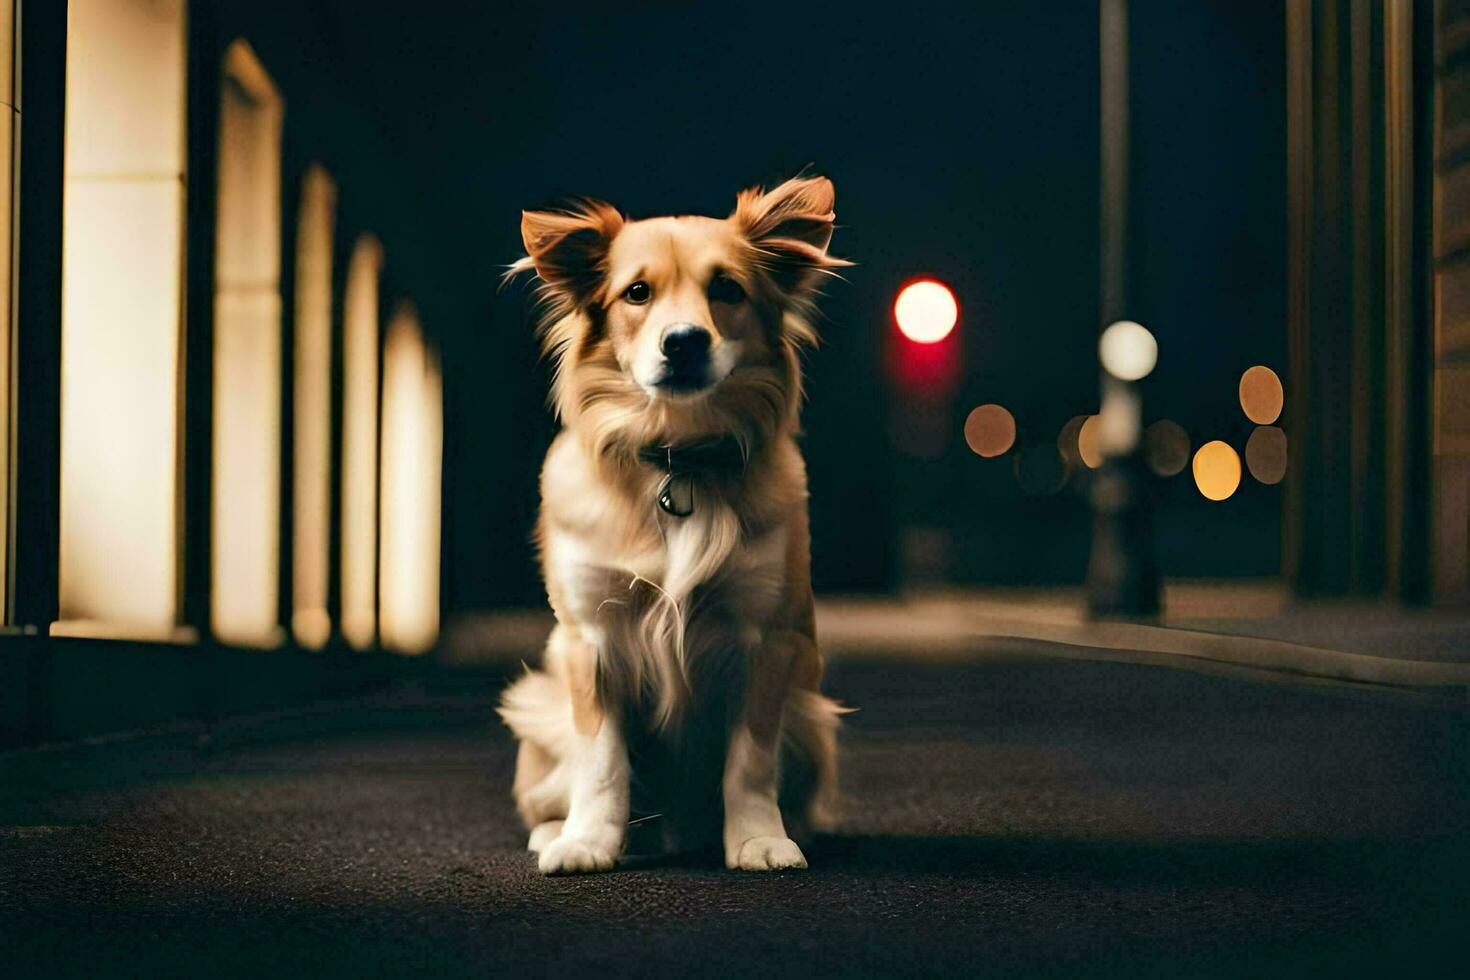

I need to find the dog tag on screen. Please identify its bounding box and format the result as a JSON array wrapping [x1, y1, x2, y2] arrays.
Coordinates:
[[657, 472, 694, 517]]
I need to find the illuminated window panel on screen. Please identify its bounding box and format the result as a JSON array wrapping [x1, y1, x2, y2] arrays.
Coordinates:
[[57, 0, 185, 636], [212, 41, 283, 648], [0, 0, 14, 614], [341, 236, 383, 649], [292, 167, 336, 649], [379, 305, 442, 655]]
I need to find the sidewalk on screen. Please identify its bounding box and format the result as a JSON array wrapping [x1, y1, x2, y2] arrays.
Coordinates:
[[4, 652, 1466, 977], [443, 581, 1470, 705]]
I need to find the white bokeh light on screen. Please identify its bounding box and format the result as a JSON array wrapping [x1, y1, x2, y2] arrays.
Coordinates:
[[1098, 319, 1157, 381], [894, 280, 958, 344]]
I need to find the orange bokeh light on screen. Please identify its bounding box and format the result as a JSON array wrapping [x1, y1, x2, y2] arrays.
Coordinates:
[[1144, 419, 1191, 477], [894, 279, 958, 344], [1239, 365, 1284, 425], [1245, 426, 1288, 485], [963, 404, 1015, 458], [1077, 415, 1104, 469], [1193, 440, 1242, 501]]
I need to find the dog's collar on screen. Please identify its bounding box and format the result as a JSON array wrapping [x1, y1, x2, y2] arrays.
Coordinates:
[[636, 437, 749, 475], [635, 437, 748, 517]]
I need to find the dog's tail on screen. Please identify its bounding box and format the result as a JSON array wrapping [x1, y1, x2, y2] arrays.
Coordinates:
[[498, 667, 577, 828], [498, 666, 576, 757], [780, 688, 852, 835]]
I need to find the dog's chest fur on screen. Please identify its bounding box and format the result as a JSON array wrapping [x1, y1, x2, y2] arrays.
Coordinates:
[[538, 431, 795, 716]]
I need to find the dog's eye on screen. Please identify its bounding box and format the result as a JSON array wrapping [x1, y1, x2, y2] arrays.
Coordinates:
[[623, 281, 652, 304], [709, 274, 746, 304]]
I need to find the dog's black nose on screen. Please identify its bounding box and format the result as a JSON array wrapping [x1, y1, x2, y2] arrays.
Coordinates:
[[660, 324, 712, 360]]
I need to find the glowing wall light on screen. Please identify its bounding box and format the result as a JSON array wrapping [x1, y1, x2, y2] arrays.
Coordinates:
[[292, 166, 336, 649], [212, 41, 283, 647], [58, 0, 186, 635], [0, 0, 15, 612], [379, 304, 442, 654], [340, 236, 383, 650]]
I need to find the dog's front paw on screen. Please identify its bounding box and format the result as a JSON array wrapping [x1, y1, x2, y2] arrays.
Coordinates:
[[726, 835, 808, 872], [537, 834, 619, 875], [527, 820, 564, 854]]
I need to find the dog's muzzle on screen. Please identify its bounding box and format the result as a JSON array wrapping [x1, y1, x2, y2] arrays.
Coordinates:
[[654, 323, 713, 392]]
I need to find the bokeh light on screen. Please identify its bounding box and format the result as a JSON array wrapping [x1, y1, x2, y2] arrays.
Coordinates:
[[1192, 440, 1242, 501], [963, 403, 1015, 458], [1239, 365, 1283, 424], [1057, 414, 1088, 470], [1245, 425, 1288, 484], [1144, 419, 1190, 476], [1098, 320, 1158, 381], [1077, 415, 1104, 469], [1097, 383, 1141, 455], [894, 279, 958, 344]]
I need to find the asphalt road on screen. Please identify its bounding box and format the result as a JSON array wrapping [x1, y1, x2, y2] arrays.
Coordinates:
[[2, 657, 1466, 978]]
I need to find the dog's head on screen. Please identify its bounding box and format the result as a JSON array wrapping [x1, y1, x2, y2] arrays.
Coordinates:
[[514, 176, 849, 455]]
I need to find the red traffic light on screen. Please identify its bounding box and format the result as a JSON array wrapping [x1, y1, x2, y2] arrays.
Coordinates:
[[888, 277, 962, 398], [894, 280, 958, 343]]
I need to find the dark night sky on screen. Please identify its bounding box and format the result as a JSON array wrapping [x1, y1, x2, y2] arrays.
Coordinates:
[[235, 1, 1285, 609]]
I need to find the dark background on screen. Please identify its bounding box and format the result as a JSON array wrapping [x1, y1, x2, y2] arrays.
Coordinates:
[[231, 0, 1286, 613]]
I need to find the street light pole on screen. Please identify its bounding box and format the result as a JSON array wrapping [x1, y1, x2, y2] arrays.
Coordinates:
[[1099, 0, 1129, 329], [1088, 0, 1161, 618]]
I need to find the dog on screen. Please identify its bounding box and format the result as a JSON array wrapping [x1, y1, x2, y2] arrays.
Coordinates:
[[498, 175, 851, 874]]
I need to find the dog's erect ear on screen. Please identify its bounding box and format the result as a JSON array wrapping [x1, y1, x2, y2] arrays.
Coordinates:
[[732, 176, 850, 296], [519, 200, 624, 303]]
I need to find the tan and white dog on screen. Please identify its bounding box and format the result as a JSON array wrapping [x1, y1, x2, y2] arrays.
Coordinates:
[[499, 175, 850, 874]]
